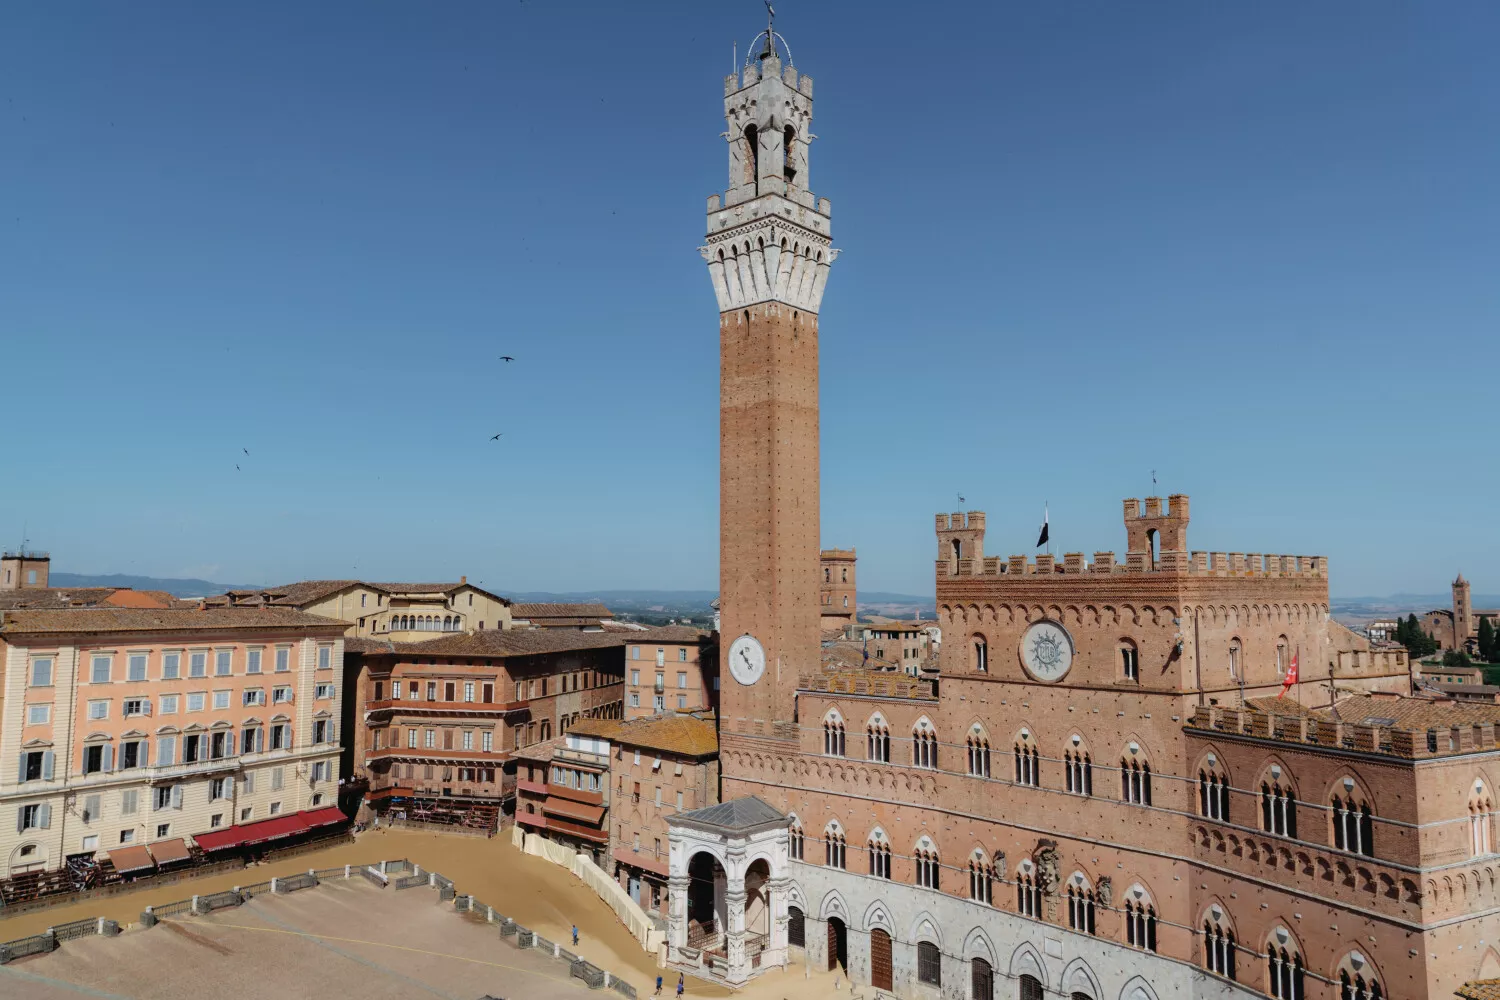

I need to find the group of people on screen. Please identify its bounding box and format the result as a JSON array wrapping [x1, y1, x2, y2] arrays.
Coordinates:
[[654, 973, 686, 997]]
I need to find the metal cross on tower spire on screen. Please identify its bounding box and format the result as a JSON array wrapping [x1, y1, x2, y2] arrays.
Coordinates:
[[764, 1, 776, 56]]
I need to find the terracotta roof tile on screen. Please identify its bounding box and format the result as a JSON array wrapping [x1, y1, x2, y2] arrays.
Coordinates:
[[568, 714, 718, 757], [511, 603, 613, 620], [1458, 982, 1500, 1000], [625, 626, 710, 644], [362, 629, 626, 658], [0, 607, 348, 635]]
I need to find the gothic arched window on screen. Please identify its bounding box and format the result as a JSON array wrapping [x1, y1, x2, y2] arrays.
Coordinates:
[[912, 719, 938, 770], [1331, 779, 1375, 857], [1202, 906, 1236, 979], [914, 837, 940, 890], [868, 829, 891, 880], [968, 850, 993, 905], [1066, 874, 1097, 935], [867, 714, 890, 764], [1066, 739, 1092, 796], [967, 726, 991, 777]]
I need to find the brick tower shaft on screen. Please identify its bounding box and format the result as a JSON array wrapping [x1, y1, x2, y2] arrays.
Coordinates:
[[703, 45, 837, 744]]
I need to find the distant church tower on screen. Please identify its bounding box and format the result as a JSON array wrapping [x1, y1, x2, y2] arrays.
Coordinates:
[[1455, 573, 1473, 653], [704, 29, 836, 746]]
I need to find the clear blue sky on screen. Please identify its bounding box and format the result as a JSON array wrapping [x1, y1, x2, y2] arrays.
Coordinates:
[[2, 2, 1496, 598]]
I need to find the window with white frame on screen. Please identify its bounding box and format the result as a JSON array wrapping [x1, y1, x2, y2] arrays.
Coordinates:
[[275, 647, 290, 671], [87, 700, 109, 721], [31, 657, 53, 686], [162, 652, 180, 679], [91, 655, 112, 683], [27, 704, 50, 725], [318, 645, 331, 669], [315, 683, 335, 699], [189, 652, 207, 678], [247, 648, 262, 673], [215, 650, 232, 676], [272, 686, 293, 704], [160, 694, 179, 715], [128, 654, 148, 682], [213, 690, 230, 710], [187, 692, 205, 712]]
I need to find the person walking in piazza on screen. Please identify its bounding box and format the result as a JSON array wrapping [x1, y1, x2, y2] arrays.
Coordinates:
[[572, 925, 579, 947], [677, 972, 685, 997], [655, 975, 663, 996]]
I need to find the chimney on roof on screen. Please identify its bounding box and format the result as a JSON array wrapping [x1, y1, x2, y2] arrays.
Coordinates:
[[461, 576, 467, 585]]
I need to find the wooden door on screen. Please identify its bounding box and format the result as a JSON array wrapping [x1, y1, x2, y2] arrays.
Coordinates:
[[827, 919, 839, 971], [870, 929, 893, 992]]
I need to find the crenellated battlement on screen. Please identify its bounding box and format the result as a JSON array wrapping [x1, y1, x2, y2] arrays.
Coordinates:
[[932, 498, 1326, 582], [935, 549, 1327, 579]]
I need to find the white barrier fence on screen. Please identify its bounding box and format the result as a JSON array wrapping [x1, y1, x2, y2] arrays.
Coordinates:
[[515, 827, 666, 958]]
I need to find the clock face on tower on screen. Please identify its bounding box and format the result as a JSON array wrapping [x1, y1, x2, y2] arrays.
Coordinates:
[[728, 634, 767, 686], [1020, 620, 1074, 683]]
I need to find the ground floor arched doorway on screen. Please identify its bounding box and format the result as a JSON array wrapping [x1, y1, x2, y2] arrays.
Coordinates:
[[827, 916, 848, 972], [871, 928, 893, 991], [972, 957, 994, 1000], [686, 851, 724, 944]]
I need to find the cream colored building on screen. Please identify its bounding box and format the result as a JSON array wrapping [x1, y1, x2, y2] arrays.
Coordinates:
[[0, 607, 346, 882], [207, 579, 514, 639]]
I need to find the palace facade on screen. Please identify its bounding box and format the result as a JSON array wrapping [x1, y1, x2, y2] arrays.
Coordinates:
[[661, 19, 1494, 1000]]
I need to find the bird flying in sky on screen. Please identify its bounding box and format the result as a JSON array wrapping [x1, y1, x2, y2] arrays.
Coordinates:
[[490, 433, 503, 441], [499, 356, 515, 362]]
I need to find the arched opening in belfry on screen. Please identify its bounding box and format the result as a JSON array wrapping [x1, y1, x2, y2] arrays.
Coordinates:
[[1147, 528, 1160, 570], [687, 851, 725, 944], [744, 124, 760, 192], [952, 538, 962, 562], [783, 125, 797, 184], [744, 858, 771, 940]]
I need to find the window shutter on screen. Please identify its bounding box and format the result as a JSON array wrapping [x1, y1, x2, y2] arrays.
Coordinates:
[[37, 804, 51, 829], [41, 751, 54, 780], [142, 699, 152, 717], [327, 722, 335, 744], [84, 795, 100, 821], [330, 684, 336, 699], [102, 744, 114, 772], [15, 809, 23, 834], [171, 785, 183, 809], [18, 753, 26, 782], [157, 737, 175, 767], [225, 776, 235, 798], [227, 732, 236, 756]]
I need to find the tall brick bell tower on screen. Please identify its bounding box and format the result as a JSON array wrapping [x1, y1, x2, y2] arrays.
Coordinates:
[[704, 29, 836, 758]]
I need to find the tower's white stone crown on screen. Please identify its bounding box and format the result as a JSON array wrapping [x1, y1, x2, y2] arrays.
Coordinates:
[[701, 52, 836, 314]]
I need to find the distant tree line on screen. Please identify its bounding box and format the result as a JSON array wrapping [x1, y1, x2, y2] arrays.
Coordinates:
[[1395, 614, 1439, 658]]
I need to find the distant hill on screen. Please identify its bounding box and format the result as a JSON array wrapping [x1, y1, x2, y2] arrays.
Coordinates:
[[50, 572, 263, 598]]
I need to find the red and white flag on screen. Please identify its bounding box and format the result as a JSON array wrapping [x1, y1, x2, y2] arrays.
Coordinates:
[[1278, 650, 1299, 698]]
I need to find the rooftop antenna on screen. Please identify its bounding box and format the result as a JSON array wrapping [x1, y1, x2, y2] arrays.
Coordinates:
[[1151, 469, 1157, 489]]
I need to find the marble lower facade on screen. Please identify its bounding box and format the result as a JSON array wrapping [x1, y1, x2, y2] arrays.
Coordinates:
[[785, 861, 1260, 1000]]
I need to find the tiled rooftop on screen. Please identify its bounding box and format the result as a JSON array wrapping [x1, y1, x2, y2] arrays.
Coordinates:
[[511, 603, 613, 620], [358, 628, 626, 658], [0, 607, 348, 634], [568, 713, 718, 757]]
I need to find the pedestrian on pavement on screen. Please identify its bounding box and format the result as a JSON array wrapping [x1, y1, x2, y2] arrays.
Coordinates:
[[572, 925, 579, 946], [655, 976, 663, 996], [677, 972, 685, 997]]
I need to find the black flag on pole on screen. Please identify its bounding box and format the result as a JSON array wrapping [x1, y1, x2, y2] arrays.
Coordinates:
[[1036, 505, 1049, 548]]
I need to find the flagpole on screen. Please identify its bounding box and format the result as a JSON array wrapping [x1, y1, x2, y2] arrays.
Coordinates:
[[1295, 644, 1302, 707]]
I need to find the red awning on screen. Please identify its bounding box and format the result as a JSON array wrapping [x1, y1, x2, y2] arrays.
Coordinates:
[[147, 838, 190, 865], [302, 806, 346, 828], [108, 845, 156, 874], [516, 811, 547, 829], [238, 813, 311, 845], [543, 798, 605, 825], [193, 812, 311, 852], [613, 847, 670, 878]]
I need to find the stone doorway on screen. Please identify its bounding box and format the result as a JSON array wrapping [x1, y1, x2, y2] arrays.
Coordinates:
[[827, 916, 848, 972], [972, 958, 994, 1000]]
